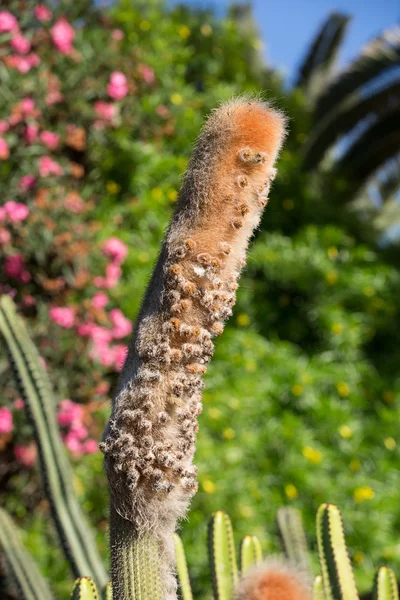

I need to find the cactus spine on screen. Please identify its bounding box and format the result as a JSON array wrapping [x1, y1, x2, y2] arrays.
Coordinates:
[[0, 508, 53, 600], [239, 535, 262, 575], [316, 503, 359, 600], [100, 97, 286, 599], [0, 296, 107, 588], [173, 534, 193, 600], [208, 511, 239, 600]]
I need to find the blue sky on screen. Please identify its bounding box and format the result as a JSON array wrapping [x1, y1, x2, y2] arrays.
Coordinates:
[[169, 0, 399, 82]]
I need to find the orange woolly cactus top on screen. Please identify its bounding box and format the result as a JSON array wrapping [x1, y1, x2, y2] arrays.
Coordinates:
[[101, 97, 287, 600]]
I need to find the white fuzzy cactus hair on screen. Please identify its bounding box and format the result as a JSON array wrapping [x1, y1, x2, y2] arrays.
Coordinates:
[[101, 96, 287, 598]]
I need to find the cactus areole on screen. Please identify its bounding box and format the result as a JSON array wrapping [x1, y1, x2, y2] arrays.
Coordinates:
[[100, 97, 287, 599]]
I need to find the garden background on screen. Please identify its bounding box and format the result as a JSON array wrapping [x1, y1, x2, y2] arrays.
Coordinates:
[[0, 0, 400, 598]]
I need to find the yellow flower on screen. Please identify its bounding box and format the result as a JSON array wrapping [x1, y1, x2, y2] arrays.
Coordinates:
[[283, 198, 294, 211], [326, 271, 338, 285], [353, 551, 364, 565], [106, 181, 120, 194], [245, 360, 256, 373], [301, 372, 313, 384], [151, 187, 163, 200], [138, 252, 150, 263], [354, 486, 374, 502], [331, 322, 343, 335], [202, 479, 215, 494], [200, 23, 212, 36], [336, 381, 350, 397], [170, 93, 183, 105], [302, 446, 322, 464], [285, 484, 298, 499], [237, 313, 249, 327], [239, 505, 254, 518], [208, 408, 221, 420], [229, 398, 240, 410], [223, 428, 235, 440], [139, 20, 151, 31], [177, 157, 187, 170], [363, 286, 375, 297], [384, 437, 396, 450], [339, 425, 353, 439], [167, 188, 177, 202], [179, 25, 191, 38], [349, 459, 360, 472], [327, 247, 338, 259], [291, 384, 303, 396]]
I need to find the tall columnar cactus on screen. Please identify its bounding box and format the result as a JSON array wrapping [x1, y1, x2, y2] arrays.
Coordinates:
[[277, 507, 312, 577], [0, 296, 107, 588], [100, 97, 287, 599]]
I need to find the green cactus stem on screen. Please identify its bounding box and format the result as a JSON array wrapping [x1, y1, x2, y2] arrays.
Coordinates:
[[208, 511, 239, 600], [373, 567, 399, 600], [70, 577, 99, 600], [277, 506, 312, 576], [0, 508, 53, 600], [0, 296, 107, 587], [103, 583, 113, 600], [239, 535, 262, 575], [316, 503, 360, 600], [313, 575, 325, 600], [173, 534, 193, 600]]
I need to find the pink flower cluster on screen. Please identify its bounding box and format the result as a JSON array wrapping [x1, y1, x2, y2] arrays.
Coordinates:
[[50, 306, 75, 328], [0, 138, 10, 160], [39, 156, 63, 177], [0, 201, 29, 223], [4, 254, 31, 282], [78, 319, 129, 371], [107, 72, 128, 100], [51, 18, 75, 55], [14, 443, 37, 467], [0, 11, 18, 33], [94, 237, 128, 289], [0, 407, 13, 434], [34, 5, 52, 22], [57, 399, 98, 457]]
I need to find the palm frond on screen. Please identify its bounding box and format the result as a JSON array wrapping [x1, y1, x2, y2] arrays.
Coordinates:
[[296, 12, 350, 90], [313, 26, 400, 125]]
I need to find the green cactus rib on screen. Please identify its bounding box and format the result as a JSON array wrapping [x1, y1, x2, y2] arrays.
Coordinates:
[[0, 508, 53, 600], [208, 511, 238, 600], [313, 575, 325, 600], [103, 583, 113, 600], [239, 535, 262, 575], [0, 297, 107, 587], [70, 577, 99, 600], [316, 503, 359, 600], [109, 507, 163, 600], [277, 506, 312, 575], [173, 534, 193, 600], [373, 567, 399, 600]]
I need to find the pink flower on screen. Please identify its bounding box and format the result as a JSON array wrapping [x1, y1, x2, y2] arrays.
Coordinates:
[[0, 230, 11, 245], [156, 104, 169, 118], [20, 97, 35, 115], [94, 101, 116, 121], [14, 444, 37, 467], [24, 124, 38, 144], [64, 193, 84, 213], [107, 71, 128, 100], [92, 292, 108, 309], [102, 263, 122, 289], [110, 309, 132, 339], [0, 11, 18, 33], [69, 422, 88, 440], [40, 130, 60, 150], [39, 156, 63, 177], [0, 121, 9, 134], [11, 33, 31, 54], [4, 201, 29, 222], [27, 53, 40, 67], [83, 439, 98, 454], [4, 254, 31, 282], [19, 174, 36, 191], [51, 18, 75, 55], [14, 398, 25, 410], [95, 381, 110, 395], [138, 64, 155, 84], [0, 138, 10, 160], [57, 399, 83, 427], [34, 5, 52, 22], [102, 237, 128, 263], [64, 433, 83, 456], [114, 344, 127, 371], [22, 295, 36, 307], [9, 55, 32, 73], [0, 407, 13, 434], [50, 306, 75, 328], [111, 29, 124, 41]]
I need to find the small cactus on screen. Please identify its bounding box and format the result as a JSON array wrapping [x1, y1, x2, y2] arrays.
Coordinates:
[[312, 576, 325, 600], [277, 507, 312, 577], [239, 535, 263, 575], [373, 567, 399, 600], [173, 534, 193, 600], [70, 577, 99, 600], [208, 511, 239, 600]]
